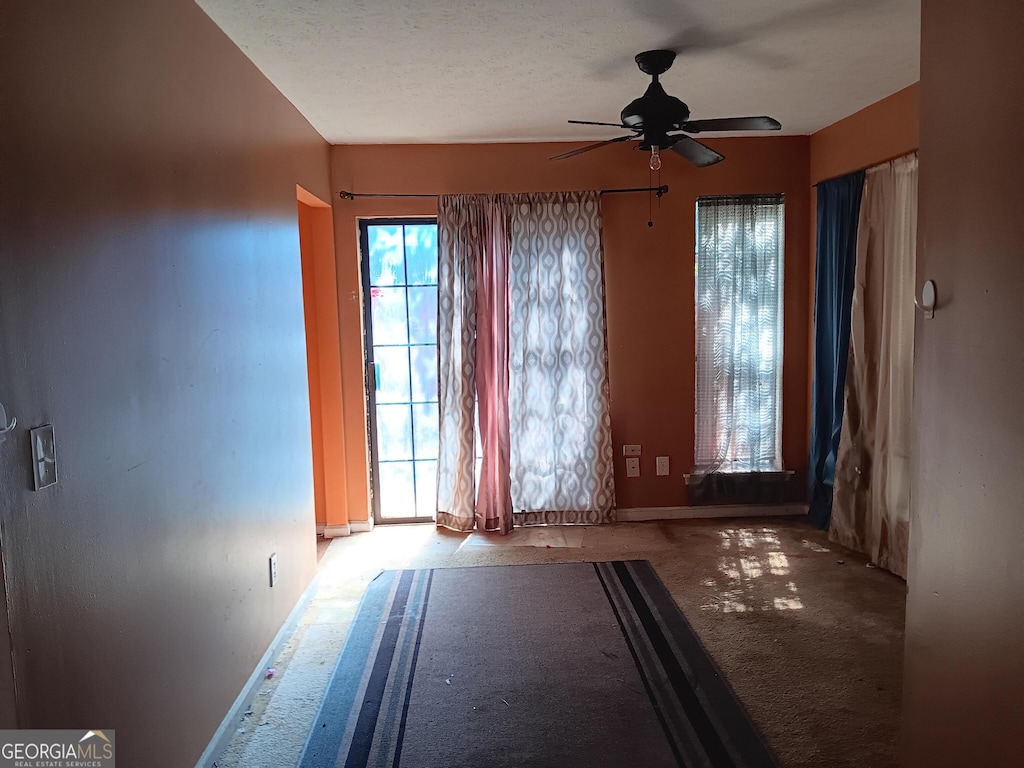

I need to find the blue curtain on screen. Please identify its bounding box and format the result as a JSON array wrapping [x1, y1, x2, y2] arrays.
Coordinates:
[[808, 171, 864, 528]]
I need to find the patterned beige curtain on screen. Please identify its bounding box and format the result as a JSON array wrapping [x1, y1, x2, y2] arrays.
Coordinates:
[[831, 154, 918, 577], [507, 192, 615, 525], [436, 192, 615, 532], [435, 197, 483, 532]]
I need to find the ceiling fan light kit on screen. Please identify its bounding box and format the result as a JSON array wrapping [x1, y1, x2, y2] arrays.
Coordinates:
[[649, 145, 662, 171], [553, 49, 782, 168]]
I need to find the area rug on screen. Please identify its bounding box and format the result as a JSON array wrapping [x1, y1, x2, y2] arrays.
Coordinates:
[[299, 561, 777, 767]]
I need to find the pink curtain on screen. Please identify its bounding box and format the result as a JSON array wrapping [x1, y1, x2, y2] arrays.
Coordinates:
[[474, 200, 513, 533]]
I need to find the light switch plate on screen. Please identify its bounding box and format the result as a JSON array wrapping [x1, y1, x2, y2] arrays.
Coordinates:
[[625, 457, 640, 477], [656, 456, 670, 476], [30, 424, 57, 490], [269, 553, 278, 588], [622, 444, 641, 457]]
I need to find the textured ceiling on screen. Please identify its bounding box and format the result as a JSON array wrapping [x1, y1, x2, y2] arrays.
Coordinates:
[[196, 0, 920, 144]]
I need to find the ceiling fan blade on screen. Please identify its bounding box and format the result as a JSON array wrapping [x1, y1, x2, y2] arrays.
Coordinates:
[[568, 120, 641, 131], [679, 116, 782, 133], [550, 135, 634, 161], [652, 0, 883, 64], [669, 136, 725, 167]]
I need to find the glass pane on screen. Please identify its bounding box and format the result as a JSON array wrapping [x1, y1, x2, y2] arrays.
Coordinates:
[[370, 287, 408, 345], [412, 402, 439, 460], [414, 460, 438, 518], [373, 346, 410, 404], [368, 225, 405, 286], [376, 404, 412, 461], [407, 286, 437, 344], [409, 346, 438, 402], [378, 461, 415, 519], [404, 224, 438, 285]]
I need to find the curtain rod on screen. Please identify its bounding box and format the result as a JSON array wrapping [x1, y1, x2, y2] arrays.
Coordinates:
[[811, 150, 918, 187], [338, 185, 669, 200]]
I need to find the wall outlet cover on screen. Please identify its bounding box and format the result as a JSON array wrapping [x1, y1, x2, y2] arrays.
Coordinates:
[[656, 456, 670, 476]]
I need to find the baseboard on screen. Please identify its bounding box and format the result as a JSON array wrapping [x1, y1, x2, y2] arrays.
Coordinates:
[[195, 571, 321, 768], [349, 519, 374, 533], [616, 504, 807, 522], [322, 523, 351, 538]]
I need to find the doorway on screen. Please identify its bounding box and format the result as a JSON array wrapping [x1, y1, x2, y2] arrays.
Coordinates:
[[297, 185, 348, 538], [359, 219, 439, 524]]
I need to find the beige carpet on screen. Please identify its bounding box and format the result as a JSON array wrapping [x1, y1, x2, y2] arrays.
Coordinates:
[[216, 517, 906, 768]]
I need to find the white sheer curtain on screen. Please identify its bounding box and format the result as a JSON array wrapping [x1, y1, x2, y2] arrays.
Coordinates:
[[831, 154, 918, 577], [694, 195, 785, 474], [507, 192, 615, 525]]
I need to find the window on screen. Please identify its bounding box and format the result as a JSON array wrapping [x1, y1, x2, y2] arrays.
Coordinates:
[[694, 195, 785, 473], [360, 220, 439, 522]]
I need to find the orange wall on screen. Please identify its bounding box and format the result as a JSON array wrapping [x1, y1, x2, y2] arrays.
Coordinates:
[[330, 139, 811, 511], [299, 191, 349, 532], [810, 83, 920, 185], [299, 201, 328, 525]]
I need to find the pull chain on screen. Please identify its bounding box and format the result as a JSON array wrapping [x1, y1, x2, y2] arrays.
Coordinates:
[[648, 165, 654, 227], [647, 165, 664, 227]]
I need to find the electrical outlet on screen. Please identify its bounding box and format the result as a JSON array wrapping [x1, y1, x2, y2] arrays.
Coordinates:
[[622, 444, 641, 457], [625, 457, 640, 477], [656, 456, 670, 476], [269, 553, 278, 588]]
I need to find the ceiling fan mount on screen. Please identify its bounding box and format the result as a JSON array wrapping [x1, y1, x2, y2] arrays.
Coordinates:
[[633, 49, 677, 77], [552, 50, 782, 167]]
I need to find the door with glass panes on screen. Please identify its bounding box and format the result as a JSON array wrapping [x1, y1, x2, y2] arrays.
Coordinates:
[[360, 220, 439, 523]]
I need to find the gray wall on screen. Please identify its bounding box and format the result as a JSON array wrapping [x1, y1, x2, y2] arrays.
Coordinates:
[[0, 0, 330, 763], [903, 0, 1024, 765]]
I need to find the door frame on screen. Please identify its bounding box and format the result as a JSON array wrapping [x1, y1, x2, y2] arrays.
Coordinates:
[[358, 217, 438, 525]]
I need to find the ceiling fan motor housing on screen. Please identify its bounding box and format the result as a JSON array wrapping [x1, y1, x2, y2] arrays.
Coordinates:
[[620, 81, 691, 150]]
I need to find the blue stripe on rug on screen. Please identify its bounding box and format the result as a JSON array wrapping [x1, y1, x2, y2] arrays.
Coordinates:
[[298, 570, 402, 766], [389, 569, 433, 768]]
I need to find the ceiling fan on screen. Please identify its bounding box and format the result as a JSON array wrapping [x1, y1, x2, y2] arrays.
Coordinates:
[[551, 49, 781, 168]]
